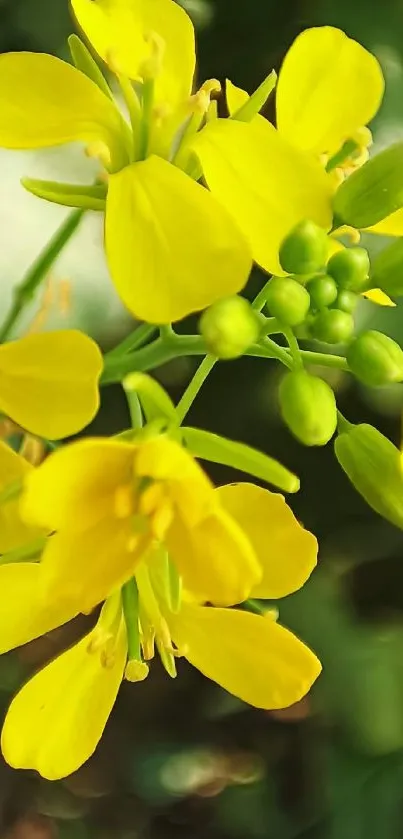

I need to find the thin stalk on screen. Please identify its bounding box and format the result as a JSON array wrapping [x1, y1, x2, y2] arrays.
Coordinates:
[[106, 324, 157, 359], [176, 355, 217, 424]]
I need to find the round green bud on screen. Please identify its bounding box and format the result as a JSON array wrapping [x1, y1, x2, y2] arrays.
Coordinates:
[[327, 247, 370, 291], [279, 220, 328, 275], [265, 277, 311, 326], [334, 289, 358, 313], [306, 274, 338, 309], [347, 330, 403, 387], [199, 295, 260, 360], [279, 370, 337, 446], [311, 309, 355, 344]]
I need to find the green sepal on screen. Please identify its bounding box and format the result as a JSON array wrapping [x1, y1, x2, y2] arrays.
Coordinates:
[[22, 178, 107, 211], [123, 372, 178, 426], [333, 141, 403, 228], [371, 237, 403, 296], [182, 426, 299, 493], [334, 423, 403, 529], [231, 70, 277, 122], [68, 34, 113, 99]]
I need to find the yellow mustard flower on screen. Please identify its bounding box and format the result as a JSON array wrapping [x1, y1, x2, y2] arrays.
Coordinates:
[[19, 432, 318, 611], [0, 0, 252, 324], [0, 330, 102, 439], [0, 451, 320, 779]]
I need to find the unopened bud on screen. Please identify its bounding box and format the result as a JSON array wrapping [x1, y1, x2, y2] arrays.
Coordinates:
[[327, 247, 370, 291], [347, 330, 403, 386], [199, 296, 260, 360], [334, 423, 403, 529], [265, 277, 310, 326], [311, 309, 354, 344], [279, 220, 328, 275], [279, 370, 337, 447], [306, 274, 338, 309]]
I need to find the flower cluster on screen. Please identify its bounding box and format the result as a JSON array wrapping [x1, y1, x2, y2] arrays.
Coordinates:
[[0, 0, 403, 786]]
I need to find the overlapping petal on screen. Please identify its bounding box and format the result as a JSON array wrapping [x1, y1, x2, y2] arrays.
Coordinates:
[[367, 208, 403, 237], [0, 442, 43, 552], [71, 0, 195, 110], [276, 27, 384, 156], [191, 118, 333, 276], [0, 563, 77, 654], [105, 155, 251, 322], [0, 53, 125, 157], [0, 331, 103, 440], [170, 603, 321, 709], [1, 610, 127, 780], [166, 506, 261, 607], [216, 483, 318, 599]]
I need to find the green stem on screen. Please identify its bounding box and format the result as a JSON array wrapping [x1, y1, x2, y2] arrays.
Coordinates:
[[122, 578, 142, 661], [0, 209, 83, 342], [298, 350, 349, 371], [282, 326, 303, 369], [244, 598, 267, 615], [118, 75, 141, 160], [101, 335, 208, 384], [253, 337, 294, 369], [176, 355, 217, 424], [0, 536, 47, 565], [106, 324, 157, 359], [252, 279, 272, 312], [138, 79, 154, 160]]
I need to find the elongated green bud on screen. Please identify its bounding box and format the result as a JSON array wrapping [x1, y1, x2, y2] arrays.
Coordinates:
[[371, 238, 403, 297], [334, 424, 403, 529], [347, 331, 403, 386], [279, 220, 328, 275], [333, 142, 403, 228], [279, 371, 337, 446], [199, 296, 260, 359]]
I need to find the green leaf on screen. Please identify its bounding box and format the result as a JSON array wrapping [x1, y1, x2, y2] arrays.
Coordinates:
[[333, 142, 403, 229], [182, 426, 300, 492], [22, 178, 107, 211], [123, 372, 178, 426], [371, 237, 403, 297]]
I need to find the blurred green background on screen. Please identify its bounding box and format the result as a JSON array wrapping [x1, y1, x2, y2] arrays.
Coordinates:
[[3, 1, 403, 837]]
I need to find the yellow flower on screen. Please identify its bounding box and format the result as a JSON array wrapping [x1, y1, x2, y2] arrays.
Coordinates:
[[0, 330, 102, 439], [0, 467, 319, 779], [0, 0, 252, 324]]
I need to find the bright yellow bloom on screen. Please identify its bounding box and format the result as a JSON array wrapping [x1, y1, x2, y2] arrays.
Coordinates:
[[0, 0, 252, 324], [0, 330, 102, 439], [0, 440, 44, 552], [0, 453, 319, 779]]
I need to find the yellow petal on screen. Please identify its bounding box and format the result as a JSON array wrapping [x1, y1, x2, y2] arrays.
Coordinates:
[[0, 331, 103, 440], [0, 52, 125, 159], [276, 26, 384, 156], [191, 118, 333, 276], [0, 563, 77, 654], [216, 483, 318, 599], [170, 603, 321, 709], [362, 288, 396, 307], [105, 156, 251, 323], [367, 208, 403, 237], [0, 442, 42, 552], [135, 435, 216, 528], [166, 506, 261, 606], [71, 0, 195, 110], [1, 611, 127, 780], [39, 520, 148, 613], [226, 79, 249, 114], [21, 438, 135, 531]]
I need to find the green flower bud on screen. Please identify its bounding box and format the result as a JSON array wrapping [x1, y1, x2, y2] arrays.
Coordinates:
[[306, 274, 338, 309], [199, 296, 260, 360], [327, 248, 370, 291], [265, 277, 310, 326], [334, 423, 403, 530], [334, 289, 358, 313], [371, 237, 403, 297], [279, 370, 337, 446], [279, 220, 328, 275], [347, 330, 403, 386], [311, 309, 355, 344], [333, 141, 403, 228]]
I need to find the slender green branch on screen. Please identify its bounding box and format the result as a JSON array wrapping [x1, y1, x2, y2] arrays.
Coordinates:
[[176, 355, 217, 424], [298, 350, 349, 371], [106, 324, 157, 359], [101, 335, 207, 384], [282, 326, 303, 369], [251, 337, 294, 369], [252, 279, 272, 312], [0, 209, 83, 342]]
